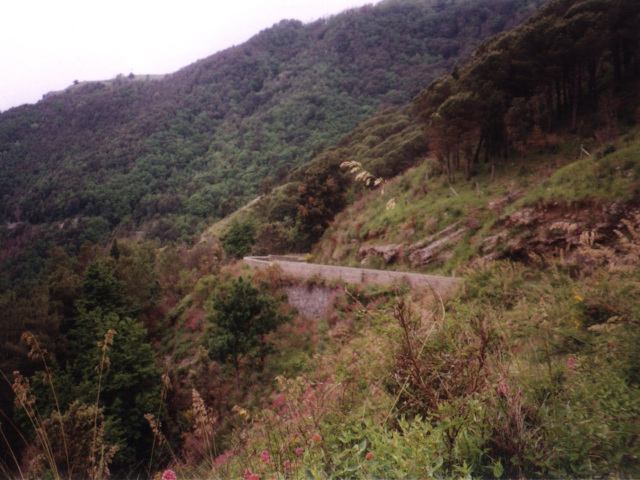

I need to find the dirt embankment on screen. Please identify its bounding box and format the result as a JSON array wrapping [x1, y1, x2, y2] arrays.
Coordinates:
[[482, 200, 640, 265]]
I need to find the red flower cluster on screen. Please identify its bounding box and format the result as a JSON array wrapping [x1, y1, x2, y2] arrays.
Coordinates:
[[161, 470, 177, 480], [284, 460, 295, 473], [497, 381, 510, 396], [244, 469, 261, 480]]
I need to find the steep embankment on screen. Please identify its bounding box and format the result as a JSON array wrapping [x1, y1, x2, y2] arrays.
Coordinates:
[[314, 134, 640, 272], [309, 0, 640, 271]]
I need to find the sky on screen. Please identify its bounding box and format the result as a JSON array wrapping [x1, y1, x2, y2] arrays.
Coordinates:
[[0, 0, 380, 112]]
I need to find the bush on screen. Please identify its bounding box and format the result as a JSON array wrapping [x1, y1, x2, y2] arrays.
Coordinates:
[[222, 218, 257, 258]]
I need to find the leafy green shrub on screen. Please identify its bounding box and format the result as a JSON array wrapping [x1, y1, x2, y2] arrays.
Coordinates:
[[251, 222, 294, 256], [207, 276, 289, 388], [222, 218, 257, 258]]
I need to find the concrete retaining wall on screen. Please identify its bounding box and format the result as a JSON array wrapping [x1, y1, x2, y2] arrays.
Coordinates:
[[243, 256, 460, 294]]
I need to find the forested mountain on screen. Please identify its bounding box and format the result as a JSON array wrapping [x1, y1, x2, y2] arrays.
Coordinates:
[[1, 0, 640, 478], [231, 0, 639, 257], [0, 0, 545, 290]]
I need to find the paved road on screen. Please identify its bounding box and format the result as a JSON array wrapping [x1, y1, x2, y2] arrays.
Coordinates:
[[243, 256, 460, 294]]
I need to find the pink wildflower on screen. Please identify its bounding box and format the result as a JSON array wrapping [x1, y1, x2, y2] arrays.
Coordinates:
[[295, 447, 304, 456], [215, 449, 234, 466], [161, 470, 177, 480], [260, 450, 271, 463], [311, 433, 323, 442], [365, 452, 375, 461], [497, 381, 510, 396], [244, 469, 253, 480], [249, 474, 261, 480], [284, 460, 294, 472], [567, 357, 576, 368]]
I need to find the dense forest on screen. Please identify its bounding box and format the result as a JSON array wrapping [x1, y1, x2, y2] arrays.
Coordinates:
[[1, 0, 640, 478], [0, 0, 545, 290], [236, 0, 639, 257]]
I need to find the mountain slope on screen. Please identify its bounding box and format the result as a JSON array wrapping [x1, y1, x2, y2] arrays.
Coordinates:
[[0, 0, 546, 289]]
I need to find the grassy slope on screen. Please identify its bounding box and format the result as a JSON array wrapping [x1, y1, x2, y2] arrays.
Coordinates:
[[206, 132, 640, 479], [314, 129, 640, 273], [168, 135, 640, 479]]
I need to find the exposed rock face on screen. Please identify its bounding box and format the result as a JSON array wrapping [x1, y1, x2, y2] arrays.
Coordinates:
[[407, 227, 467, 267], [356, 221, 468, 268], [356, 244, 404, 265], [484, 201, 640, 266]]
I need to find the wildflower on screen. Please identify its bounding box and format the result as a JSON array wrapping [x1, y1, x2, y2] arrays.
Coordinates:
[[161, 470, 177, 480], [215, 449, 234, 466], [609, 341, 616, 349], [311, 433, 323, 442], [295, 447, 304, 456], [284, 460, 294, 473], [244, 469, 253, 480], [260, 450, 271, 463], [497, 381, 510, 396], [365, 452, 375, 461], [249, 474, 261, 480], [567, 357, 576, 368]]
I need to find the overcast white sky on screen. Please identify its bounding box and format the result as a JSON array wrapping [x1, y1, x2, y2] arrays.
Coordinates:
[[0, 0, 379, 112]]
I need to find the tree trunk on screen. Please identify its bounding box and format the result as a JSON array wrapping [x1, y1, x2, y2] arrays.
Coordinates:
[[571, 66, 581, 131], [588, 59, 597, 110], [546, 83, 554, 131], [468, 136, 483, 181], [556, 78, 563, 120]]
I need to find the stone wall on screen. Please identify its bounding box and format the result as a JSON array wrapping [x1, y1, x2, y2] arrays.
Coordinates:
[[244, 256, 461, 319]]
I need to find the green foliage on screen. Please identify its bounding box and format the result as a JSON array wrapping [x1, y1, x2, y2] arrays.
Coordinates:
[[222, 218, 257, 258], [79, 216, 111, 245], [251, 222, 295, 256], [413, 0, 640, 179], [67, 311, 161, 468], [207, 276, 288, 382], [78, 260, 127, 315]]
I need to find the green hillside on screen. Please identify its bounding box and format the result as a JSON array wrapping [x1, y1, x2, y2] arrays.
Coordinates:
[[0, 0, 544, 291], [237, 0, 639, 257]]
